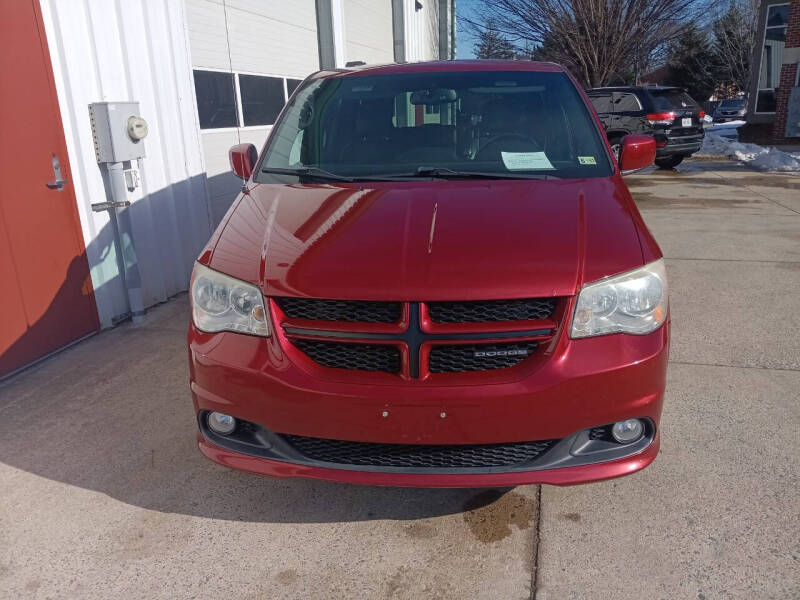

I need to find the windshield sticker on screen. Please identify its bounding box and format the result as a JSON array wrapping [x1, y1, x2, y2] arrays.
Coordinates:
[[501, 151, 554, 170], [578, 156, 597, 165]]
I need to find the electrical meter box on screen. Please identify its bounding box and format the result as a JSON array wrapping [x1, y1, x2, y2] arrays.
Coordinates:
[[89, 101, 148, 163]]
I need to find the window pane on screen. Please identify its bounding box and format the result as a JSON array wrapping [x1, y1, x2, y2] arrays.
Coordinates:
[[240, 74, 286, 126], [588, 94, 611, 113], [613, 93, 641, 112], [759, 33, 785, 89], [193, 70, 237, 129], [286, 78, 303, 97], [765, 27, 787, 42], [649, 89, 700, 110], [766, 4, 788, 27], [756, 89, 776, 113]]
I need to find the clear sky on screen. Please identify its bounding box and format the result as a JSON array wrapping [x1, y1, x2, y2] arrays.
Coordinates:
[[456, 0, 481, 59]]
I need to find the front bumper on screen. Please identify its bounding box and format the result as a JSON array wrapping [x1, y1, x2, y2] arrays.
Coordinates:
[[197, 430, 660, 487], [188, 312, 669, 486]]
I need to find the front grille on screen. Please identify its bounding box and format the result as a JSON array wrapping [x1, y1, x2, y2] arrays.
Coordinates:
[[427, 298, 556, 322], [282, 299, 559, 377], [293, 339, 400, 373], [275, 297, 401, 323], [429, 342, 538, 373], [281, 434, 558, 469]]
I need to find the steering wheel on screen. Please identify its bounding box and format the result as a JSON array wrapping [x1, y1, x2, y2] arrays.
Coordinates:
[[475, 133, 541, 160]]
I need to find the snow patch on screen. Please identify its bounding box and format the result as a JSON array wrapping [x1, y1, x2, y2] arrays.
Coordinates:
[[697, 133, 800, 172]]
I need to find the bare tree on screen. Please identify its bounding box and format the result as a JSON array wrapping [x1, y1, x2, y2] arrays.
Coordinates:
[[711, 0, 758, 96], [463, 0, 700, 87], [474, 21, 519, 59]]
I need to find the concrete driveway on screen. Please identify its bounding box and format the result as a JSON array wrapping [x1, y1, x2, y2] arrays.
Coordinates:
[[1, 159, 798, 600]]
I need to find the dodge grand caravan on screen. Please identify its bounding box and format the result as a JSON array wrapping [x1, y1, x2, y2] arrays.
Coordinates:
[[188, 60, 668, 487]]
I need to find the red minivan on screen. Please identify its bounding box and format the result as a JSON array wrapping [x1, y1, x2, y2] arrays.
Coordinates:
[[188, 60, 667, 487]]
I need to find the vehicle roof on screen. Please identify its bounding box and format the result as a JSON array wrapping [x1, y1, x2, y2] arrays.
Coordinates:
[[311, 59, 567, 80], [586, 85, 682, 93]]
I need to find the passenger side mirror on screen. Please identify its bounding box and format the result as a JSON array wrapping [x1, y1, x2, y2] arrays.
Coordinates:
[[619, 135, 656, 174], [229, 143, 258, 180]]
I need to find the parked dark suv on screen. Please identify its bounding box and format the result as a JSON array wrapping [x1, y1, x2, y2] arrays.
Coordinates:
[[587, 86, 705, 169]]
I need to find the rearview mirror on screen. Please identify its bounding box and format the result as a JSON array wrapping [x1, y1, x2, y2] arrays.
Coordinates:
[[410, 88, 458, 105], [619, 135, 656, 174], [229, 143, 258, 179]]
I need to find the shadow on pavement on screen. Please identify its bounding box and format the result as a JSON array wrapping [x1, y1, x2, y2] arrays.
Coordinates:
[[0, 299, 506, 524]]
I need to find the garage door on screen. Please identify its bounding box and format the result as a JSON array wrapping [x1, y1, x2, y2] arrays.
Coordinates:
[[344, 0, 394, 64], [186, 0, 319, 225]]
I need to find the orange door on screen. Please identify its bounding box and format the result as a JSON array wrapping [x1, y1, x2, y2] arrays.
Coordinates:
[[0, 0, 100, 378]]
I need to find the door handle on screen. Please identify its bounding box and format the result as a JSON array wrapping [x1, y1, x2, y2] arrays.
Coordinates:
[[47, 153, 68, 191]]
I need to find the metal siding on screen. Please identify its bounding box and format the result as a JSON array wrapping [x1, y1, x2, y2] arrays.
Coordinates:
[[344, 0, 394, 64], [403, 0, 438, 61], [40, 0, 212, 327], [185, 0, 230, 70], [226, 0, 319, 75]]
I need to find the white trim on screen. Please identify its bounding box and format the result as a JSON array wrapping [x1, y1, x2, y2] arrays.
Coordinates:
[[234, 73, 244, 127], [199, 125, 271, 134], [192, 64, 308, 80], [331, 0, 346, 67]]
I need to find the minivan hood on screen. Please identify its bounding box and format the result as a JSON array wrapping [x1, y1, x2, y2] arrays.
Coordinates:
[[208, 178, 645, 300]]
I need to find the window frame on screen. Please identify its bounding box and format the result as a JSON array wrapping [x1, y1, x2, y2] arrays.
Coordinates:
[[754, 2, 789, 115], [192, 67, 307, 131]]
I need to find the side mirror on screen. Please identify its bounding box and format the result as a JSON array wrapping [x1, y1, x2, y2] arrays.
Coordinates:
[[229, 143, 258, 179], [618, 134, 656, 174]]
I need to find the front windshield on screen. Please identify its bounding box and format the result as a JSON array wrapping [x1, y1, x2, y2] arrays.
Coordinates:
[[720, 99, 746, 108], [259, 70, 613, 181]]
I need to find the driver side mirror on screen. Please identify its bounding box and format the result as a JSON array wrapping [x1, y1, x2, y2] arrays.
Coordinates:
[[619, 135, 655, 174], [229, 143, 258, 179]]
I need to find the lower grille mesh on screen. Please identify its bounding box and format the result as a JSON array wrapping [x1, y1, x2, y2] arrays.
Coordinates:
[[293, 340, 401, 373], [429, 342, 538, 373], [281, 434, 558, 468]]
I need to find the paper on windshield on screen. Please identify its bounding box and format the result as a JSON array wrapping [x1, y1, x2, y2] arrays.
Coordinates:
[[501, 151, 554, 170]]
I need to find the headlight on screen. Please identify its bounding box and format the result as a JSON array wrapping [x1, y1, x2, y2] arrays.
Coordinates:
[[190, 262, 270, 336], [571, 259, 667, 338]]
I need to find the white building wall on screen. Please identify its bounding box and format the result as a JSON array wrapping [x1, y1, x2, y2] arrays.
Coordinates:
[[39, 0, 211, 327], [403, 0, 440, 61], [186, 0, 318, 225], [343, 0, 394, 64]]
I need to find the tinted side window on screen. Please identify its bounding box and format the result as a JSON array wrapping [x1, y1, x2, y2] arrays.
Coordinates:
[[588, 93, 612, 113], [612, 93, 641, 112], [239, 74, 286, 126], [193, 70, 238, 129]]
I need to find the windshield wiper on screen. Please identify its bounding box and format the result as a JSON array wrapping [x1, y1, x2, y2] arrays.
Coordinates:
[[414, 166, 555, 180], [261, 166, 355, 182]]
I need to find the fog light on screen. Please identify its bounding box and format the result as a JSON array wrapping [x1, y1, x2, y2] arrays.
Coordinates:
[[207, 412, 236, 435], [611, 419, 644, 444]]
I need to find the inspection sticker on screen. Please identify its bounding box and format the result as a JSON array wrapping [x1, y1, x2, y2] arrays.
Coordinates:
[[501, 151, 554, 170], [578, 156, 597, 165]]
